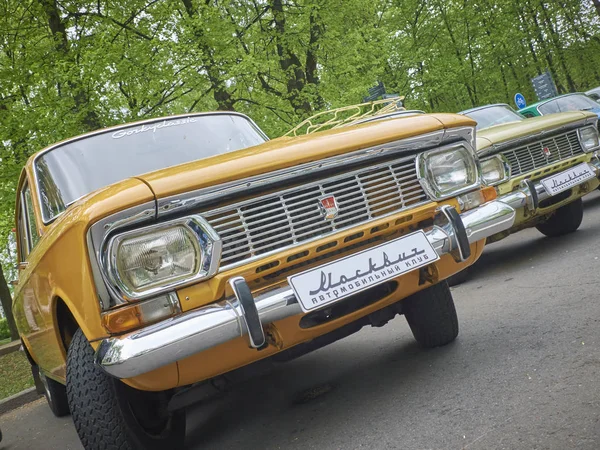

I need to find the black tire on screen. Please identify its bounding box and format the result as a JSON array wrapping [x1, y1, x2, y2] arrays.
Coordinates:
[[66, 329, 185, 450], [36, 365, 70, 417], [536, 197, 584, 237], [403, 281, 459, 348], [446, 267, 470, 287]]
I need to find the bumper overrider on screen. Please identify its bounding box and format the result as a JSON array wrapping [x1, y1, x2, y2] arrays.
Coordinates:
[[95, 198, 517, 379]]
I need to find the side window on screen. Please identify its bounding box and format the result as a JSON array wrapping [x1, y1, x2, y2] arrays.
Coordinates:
[[18, 182, 40, 261], [538, 101, 560, 115], [17, 199, 28, 262]]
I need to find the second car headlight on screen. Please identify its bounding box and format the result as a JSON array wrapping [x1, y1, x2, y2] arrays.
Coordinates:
[[578, 126, 600, 152], [104, 216, 221, 301], [418, 145, 480, 199], [480, 155, 510, 186]]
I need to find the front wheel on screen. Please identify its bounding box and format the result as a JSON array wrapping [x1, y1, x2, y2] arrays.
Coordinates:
[[403, 281, 459, 348], [446, 267, 470, 287], [66, 329, 186, 450], [536, 198, 583, 237], [36, 366, 70, 417]]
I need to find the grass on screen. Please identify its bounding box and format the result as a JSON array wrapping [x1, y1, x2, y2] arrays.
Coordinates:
[[0, 351, 34, 400], [0, 337, 12, 346]]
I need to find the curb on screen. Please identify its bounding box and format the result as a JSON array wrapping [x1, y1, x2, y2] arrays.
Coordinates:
[[0, 341, 21, 357], [0, 387, 42, 416]]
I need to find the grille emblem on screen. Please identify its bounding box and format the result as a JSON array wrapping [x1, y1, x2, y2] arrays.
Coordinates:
[[318, 195, 339, 220], [542, 146, 552, 157]]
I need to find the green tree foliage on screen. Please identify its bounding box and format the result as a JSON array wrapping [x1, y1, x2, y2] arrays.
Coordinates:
[[0, 0, 600, 288]]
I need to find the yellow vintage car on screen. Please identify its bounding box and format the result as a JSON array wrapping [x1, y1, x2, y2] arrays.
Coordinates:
[[461, 104, 600, 240], [13, 109, 517, 449]]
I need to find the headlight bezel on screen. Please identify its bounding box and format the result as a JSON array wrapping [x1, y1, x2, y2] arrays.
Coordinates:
[[102, 215, 221, 302], [577, 125, 600, 152], [416, 143, 481, 200], [479, 154, 511, 187]]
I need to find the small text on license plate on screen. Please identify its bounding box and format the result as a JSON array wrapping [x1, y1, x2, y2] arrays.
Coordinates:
[[287, 231, 440, 312], [541, 163, 596, 196]]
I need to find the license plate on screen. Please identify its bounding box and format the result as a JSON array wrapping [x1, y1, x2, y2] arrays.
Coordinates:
[[288, 231, 440, 312], [541, 163, 596, 196]]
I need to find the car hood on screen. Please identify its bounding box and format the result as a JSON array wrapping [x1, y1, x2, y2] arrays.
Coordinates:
[[586, 106, 600, 118], [476, 111, 596, 155], [135, 113, 474, 199]]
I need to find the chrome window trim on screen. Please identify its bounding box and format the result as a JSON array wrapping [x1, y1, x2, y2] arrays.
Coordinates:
[[101, 215, 222, 302], [18, 187, 30, 261], [416, 142, 481, 200], [478, 118, 595, 157], [480, 154, 511, 187], [34, 112, 268, 225]]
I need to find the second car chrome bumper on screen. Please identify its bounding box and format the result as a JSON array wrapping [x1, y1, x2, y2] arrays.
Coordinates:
[[498, 158, 600, 213], [95, 200, 516, 379]]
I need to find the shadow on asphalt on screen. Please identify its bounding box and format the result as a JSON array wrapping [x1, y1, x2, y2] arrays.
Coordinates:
[[184, 336, 459, 448], [463, 191, 600, 283]]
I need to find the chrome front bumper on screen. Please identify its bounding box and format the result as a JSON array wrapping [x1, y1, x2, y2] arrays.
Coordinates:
[[497, 158, 600, 213], [95, 200, 516, 379]]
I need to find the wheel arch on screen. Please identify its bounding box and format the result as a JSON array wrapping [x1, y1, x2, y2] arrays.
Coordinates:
[[55, 297, 79, 357], [50, 291, 102, 359]]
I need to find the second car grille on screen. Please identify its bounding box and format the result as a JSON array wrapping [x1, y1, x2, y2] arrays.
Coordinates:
[[501, 130, 583, 177], [202, 156, 429, 269]]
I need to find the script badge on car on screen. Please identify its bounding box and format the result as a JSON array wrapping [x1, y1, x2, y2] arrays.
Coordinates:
[[540, 162, 596, 196], [288, 231, 440, 312]]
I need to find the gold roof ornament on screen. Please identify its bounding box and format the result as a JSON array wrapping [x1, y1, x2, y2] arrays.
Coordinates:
[[285, 96, 406, 136]]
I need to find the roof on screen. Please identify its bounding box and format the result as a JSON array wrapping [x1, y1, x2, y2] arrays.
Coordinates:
[[459, 103, 513, 115], [517, 92, 590, 112]]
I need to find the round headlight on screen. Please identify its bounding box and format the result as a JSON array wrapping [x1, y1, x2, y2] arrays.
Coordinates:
[[578, 126, 600, 152], [418, 145, 480, 199], [104, 216, 221, 301], [480, 155, 510, 186]]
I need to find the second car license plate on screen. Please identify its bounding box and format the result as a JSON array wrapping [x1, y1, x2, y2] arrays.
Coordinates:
[[288, 231, 440, 312], [541, 163, 596, 196]]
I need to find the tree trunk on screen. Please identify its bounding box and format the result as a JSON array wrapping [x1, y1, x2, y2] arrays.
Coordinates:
[[37, 0, 101, 130], [0, 265, 19, 341], [593, 0, 600, 17], [181, 0, 236, 111]]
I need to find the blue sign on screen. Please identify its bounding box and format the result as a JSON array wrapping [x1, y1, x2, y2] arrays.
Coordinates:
[[514, 93, 526, 109]]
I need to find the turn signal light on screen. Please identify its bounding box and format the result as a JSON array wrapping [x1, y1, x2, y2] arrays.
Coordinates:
[[102, 293, 181, 334], [456, 186, 496, 212], [481, 186, 497, 202]]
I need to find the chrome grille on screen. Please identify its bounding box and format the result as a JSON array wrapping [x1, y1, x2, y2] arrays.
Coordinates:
[[203, 156, 429, 269], [501, 130, 583, 177]]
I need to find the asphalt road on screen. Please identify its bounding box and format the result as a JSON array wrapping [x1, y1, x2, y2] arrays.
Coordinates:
[[4, 192, 600, 450]]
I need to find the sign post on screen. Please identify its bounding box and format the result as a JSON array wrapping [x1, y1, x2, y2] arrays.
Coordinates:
[[514, 93, 526, 110], [531, 71, 558, 101], [363, 81, 386, 102]]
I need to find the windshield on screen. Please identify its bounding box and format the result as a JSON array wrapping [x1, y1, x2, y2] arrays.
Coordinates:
[[539, 94, 600, 115], [35, 114, 267, 223], [462, 105, 524, 130]]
